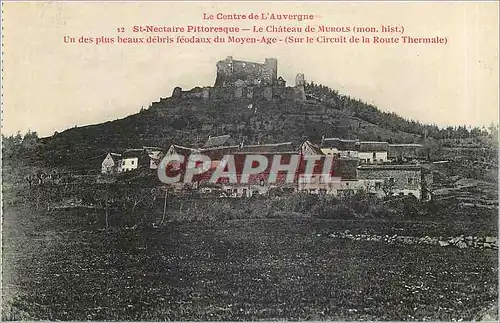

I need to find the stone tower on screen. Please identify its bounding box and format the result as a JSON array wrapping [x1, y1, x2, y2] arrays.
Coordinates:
[[172, 86, 182, 98], [294, 73, 306, 101], [215, 56, 234, 87], [295, 73, 305, 87], [262, 58, 278, 85]]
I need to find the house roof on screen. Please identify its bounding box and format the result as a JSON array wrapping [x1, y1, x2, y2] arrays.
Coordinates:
[[168, 144, 197, 157], [203, 135, 231, 148], [238, 142, 294, 153], [334, 158, 359, 180], [148, 151, 163, 159], [321, 138, 360, 151], [357, 164, 422, 171], [300, 141, 324, 155], [198, 145, 240, 160], [388, 144, 424, 158], [143, 146, 162, 151], [388, 144, 423, 147], [121, 148, 148, 158], [359, 141, 389, 152]]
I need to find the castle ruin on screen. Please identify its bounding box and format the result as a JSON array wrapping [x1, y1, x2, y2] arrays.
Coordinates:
[[213, 56, 305, 101], [172, 56, 306, 101]]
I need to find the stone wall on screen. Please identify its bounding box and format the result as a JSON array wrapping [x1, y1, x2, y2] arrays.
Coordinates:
[[171, 86, 211, 100], [325, 230, 498, 250]]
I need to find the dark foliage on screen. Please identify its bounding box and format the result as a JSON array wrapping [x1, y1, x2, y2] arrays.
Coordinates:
[[305, 82, 492, 141], [3, 83, 498, 173]]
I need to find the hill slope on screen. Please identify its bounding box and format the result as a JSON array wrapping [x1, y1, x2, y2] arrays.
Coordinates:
[[35, 86, 431, 170]]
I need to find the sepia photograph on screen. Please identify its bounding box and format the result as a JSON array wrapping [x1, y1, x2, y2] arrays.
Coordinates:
[[1, 1, 499, 321]]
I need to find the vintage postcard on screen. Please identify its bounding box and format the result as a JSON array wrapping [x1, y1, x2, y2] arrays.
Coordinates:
[[1, 1, 498, 321]]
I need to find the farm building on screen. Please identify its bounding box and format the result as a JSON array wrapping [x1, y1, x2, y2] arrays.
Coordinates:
[[388, 143, 426, 161], [120, 149, 150, 172], [143, 146, 164, 169], [358, 141, 389, 164], [320, 137, 360, 158], [297, 156, 360, 196], [357, 164, 432, 200], [101, 152, 122, 174]]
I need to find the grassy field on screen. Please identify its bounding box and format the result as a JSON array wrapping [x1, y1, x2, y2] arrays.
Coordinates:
[[2, 207, 497, 321]]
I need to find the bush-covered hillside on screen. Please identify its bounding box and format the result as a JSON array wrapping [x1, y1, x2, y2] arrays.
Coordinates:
[[2, 82, 496, 171]]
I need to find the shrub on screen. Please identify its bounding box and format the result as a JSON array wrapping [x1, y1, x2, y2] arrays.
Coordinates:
[[310, 202, 355, 219], [293, 194, 319, 213]]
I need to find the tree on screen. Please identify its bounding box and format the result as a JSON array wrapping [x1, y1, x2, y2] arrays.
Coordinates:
[[159, 187, 168, 226], [2, 130, 41, 166], [382, 179, 395, 197], [22, 130, 40, 150]]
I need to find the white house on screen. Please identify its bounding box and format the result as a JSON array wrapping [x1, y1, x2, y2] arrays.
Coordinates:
[[320, 138, 360, 158], [358, 141, 389, 164], [122, 157, 138, 172], [119, 149, 150, 172]]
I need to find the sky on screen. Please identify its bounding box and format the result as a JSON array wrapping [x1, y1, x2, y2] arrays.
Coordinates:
[[2, 1, 499, 137]]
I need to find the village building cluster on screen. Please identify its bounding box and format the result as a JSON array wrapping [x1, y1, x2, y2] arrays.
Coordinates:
[[102, 56, 432, 200], [101, 135, 433, 200]]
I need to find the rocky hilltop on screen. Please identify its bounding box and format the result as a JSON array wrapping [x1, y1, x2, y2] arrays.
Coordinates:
[[16, 57, 492, 171]]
